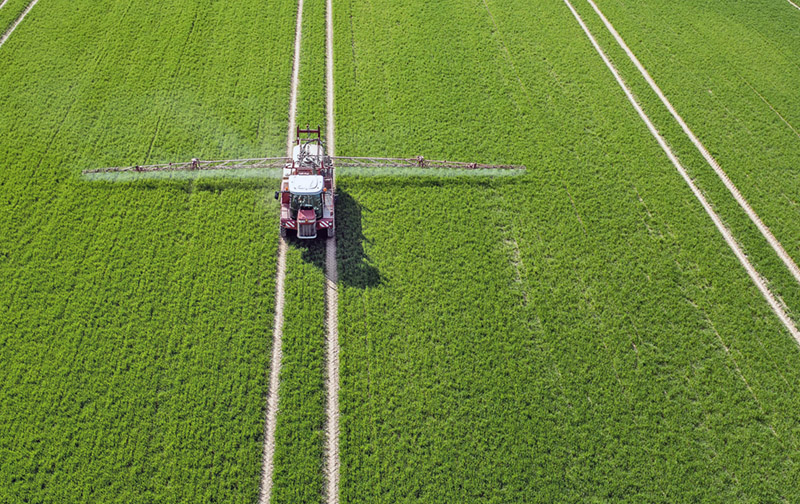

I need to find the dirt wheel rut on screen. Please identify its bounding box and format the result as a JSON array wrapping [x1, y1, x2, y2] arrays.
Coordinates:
[[259, 0, 305, 501]]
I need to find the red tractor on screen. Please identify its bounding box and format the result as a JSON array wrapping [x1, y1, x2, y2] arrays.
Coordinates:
[[275, 126, 335, 239]]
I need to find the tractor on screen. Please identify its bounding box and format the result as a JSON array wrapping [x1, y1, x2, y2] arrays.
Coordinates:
[[275, 126, 335, 239]]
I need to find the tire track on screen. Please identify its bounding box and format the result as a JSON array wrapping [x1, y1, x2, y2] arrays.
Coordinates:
[[259, 0, 304, 502], [0, 0, 39, 50], [743, 79, 800, 141], [480, 0, 533, 110], [0, 0, 9, 11], [787, 0, 800, 11], [583, 0, 800, 288], [562, 0, 800, 344], [324, 0, 340, 501]]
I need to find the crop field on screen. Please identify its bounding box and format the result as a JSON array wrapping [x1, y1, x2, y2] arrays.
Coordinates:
[[1, 0, 799, 502], [567, 0, 800, 321], [0, 0, 294, 501], [333, 0, 800, 501], [0, 0, 30, 37]]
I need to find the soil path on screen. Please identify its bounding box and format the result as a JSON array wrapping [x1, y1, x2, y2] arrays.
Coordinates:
[[324, 0, 341, 502], [584, 0, 800, 288], [0, 0, 39, 49], [563, 0, 800, 344], [259, 0, 304, 501]]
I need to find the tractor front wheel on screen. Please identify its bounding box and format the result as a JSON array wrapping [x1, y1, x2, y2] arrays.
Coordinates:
[[280, 227, 287, 239], [327, 227, 335, 238]]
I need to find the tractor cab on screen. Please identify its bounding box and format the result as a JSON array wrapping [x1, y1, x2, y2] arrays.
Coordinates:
[[288, 174, 324, 239], [289, 192, 323, 219]]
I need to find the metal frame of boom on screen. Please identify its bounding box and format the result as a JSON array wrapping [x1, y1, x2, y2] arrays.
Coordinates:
[[82, 125, 525, 175], [83, 156, 524, 174], [82, 157, 290, 174]]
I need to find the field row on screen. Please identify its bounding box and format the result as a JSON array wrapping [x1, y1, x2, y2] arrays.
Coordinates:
[[0, 0, 32, 42], [269, 0, 329, 501]]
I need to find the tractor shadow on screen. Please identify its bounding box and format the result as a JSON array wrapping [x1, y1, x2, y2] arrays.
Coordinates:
[[287, 189, 381, 289], [286, 176, 527, 288], [333, 189, 381, 288]]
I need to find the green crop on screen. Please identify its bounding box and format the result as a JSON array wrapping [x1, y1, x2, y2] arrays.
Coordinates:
[[568, 0, 800, 325], [0, 0, 33, 37], [0, 0, 296, 501], [3, 0, 800, 501], [271, 242, 327, 503], [333, 0, 800, 501]]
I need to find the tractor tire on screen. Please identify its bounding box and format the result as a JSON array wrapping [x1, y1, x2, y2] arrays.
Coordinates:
[[280, 227, 287, 239], [327, 226, 335, 238]]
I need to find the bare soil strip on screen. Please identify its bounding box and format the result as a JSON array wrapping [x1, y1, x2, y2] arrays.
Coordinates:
[[0, 0, 9, 11], [787, 0, 800, 11], [324, 0, 341, 502], [259, 0, 304, 502], [584, 0, 800, 288], [324, 238, 339, 504], [563, 0, 800, 344], [0, 0, 39, 49]]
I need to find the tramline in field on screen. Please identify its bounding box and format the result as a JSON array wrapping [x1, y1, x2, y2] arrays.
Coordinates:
[[84, 124, 526, 240]]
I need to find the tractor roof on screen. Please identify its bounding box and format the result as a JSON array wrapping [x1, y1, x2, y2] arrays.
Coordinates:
[[288, 174, 324, 195]]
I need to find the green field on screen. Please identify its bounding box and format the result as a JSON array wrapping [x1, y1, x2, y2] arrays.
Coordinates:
[[334, 0, 800, 501], [569, 0, 800, 320], [0, 0, 293, 501], [2, 0, 800, 502], [0, 0, 31, 37]]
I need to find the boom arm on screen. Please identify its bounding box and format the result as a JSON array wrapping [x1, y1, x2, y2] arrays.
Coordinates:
[[83, 155, 524, 174], [82, 157, 290, 174], [331, 156, 524, 171]]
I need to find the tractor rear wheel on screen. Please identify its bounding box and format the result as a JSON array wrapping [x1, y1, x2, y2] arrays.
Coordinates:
[[327, 227, 335, 238], [280, 227, 287, 239]]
